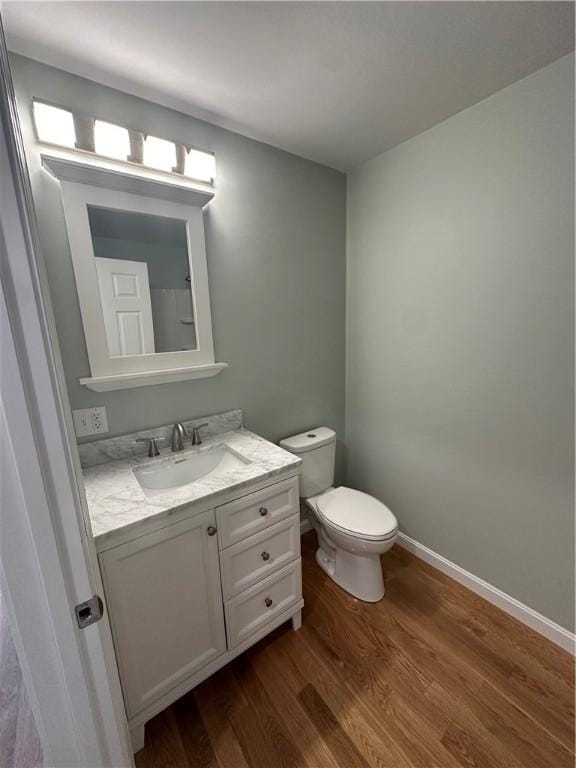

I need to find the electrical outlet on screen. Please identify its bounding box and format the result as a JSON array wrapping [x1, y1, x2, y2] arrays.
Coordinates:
[[91, 406, 108, 434], [72, 407, 109, 437]]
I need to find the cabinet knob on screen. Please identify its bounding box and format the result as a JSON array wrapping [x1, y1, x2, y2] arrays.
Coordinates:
[[259, 507, 268, 517], [261, 551, 270, 561], [264, 597, 273, 608], [207, 526, 217, 537]]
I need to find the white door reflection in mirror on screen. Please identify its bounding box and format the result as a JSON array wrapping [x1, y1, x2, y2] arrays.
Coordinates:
[[88, 206, 197, 356], [95, 257, 155, 356]]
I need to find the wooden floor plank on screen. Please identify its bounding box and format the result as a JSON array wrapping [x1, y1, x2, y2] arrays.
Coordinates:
[[398, 558, 575, 710], [377, 691, 463, 768], [286, 628, 413, 767], [297, 683, 370, 768], [384, 565, 575, 750], [376, 587, 575, 767], [136, 532, 574, 767], [232, 653, 309, 768], [172, 692, 218, 768], [135, 708, 191, 768], [388, 547, 573, 683], [473, 681, 575, 768], [249, 640, 344, 768], [194, 673, 250, 768]]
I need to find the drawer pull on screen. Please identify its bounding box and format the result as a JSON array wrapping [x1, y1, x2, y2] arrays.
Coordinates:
[[261, 551, 270, 561], [259, 507, 268, 517], [207, 526, 217, 537], [264, 597, 273, 608]]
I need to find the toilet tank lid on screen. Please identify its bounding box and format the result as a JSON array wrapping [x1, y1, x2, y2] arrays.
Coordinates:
[[279, 427, 336, 454]]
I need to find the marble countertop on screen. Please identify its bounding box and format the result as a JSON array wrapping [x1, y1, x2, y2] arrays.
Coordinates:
[[83, 428, 301, 548]]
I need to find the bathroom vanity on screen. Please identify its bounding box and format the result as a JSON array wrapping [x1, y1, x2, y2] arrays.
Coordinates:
[[81, 411, 303, 752]]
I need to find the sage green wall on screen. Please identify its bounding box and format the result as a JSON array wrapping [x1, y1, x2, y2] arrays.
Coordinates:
[[10, 54, 346, 476], [347, 54, 575, 631]]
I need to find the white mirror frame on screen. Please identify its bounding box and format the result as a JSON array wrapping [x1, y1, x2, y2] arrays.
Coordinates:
[[43, 154, 227, 390]]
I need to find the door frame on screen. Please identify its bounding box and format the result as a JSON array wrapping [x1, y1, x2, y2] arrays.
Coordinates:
[[0, 21, 133, 767]]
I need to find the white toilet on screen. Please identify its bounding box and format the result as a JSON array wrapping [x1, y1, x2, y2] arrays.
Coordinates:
[[279, 427, 398, 602]]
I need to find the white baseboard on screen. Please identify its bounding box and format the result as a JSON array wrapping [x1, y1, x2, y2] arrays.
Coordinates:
[[397, 532, 575, 655]]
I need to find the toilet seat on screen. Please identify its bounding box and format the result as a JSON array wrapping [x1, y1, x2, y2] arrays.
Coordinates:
[[316, 486, 398, 541]]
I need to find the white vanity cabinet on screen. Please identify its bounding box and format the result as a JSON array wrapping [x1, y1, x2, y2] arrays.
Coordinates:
[[98, 474, 303, 752], [98, 508, 226, 719]]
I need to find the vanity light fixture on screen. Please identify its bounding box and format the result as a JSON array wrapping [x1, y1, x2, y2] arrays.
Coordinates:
[[33, 101, 76, 148], [143, 135, 177, 172], [33, 99, 215, 187], [184, 148, 216, 183], [94, 119, 131, 161]]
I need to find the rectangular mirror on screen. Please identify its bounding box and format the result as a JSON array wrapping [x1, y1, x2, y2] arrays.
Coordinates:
[[43, 154, 227, 390], [87, 207, 198, 356]]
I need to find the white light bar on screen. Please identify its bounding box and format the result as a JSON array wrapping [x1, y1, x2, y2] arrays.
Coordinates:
[[185, 148, 216, 183], [33, 101, 76, 148], [143, 135, 176, 172], [34, 100, 215, 186], [94, 120, 130, 161]]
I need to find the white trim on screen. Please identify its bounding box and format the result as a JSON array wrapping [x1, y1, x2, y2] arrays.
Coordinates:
[[397, 532, 575, 655], [41, 151, 215, 207], [80, 362, 227, 390]]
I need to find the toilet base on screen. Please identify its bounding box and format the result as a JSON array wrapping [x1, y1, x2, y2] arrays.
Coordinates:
[[316, 544, 385, 603], [306, 494, 393, 603]]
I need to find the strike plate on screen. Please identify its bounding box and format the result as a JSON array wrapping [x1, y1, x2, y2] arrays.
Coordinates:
[[75, 595, 104, 629]]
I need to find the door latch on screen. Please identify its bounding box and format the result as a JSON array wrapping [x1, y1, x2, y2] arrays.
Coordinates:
[[75, 595, 104, 629]]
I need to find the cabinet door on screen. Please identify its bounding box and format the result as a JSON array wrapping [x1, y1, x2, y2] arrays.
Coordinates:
[[99, 510, 226, 718]]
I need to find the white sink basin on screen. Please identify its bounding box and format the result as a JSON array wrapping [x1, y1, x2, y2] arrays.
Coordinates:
[[133, 444, 250, 494]]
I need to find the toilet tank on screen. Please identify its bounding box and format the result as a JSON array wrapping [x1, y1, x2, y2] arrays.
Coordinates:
[[279, 427, 336, 498]]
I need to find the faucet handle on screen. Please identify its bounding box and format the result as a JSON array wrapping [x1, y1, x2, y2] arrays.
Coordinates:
[[133, 437, 166, 457], [191, 422, 208, 446]]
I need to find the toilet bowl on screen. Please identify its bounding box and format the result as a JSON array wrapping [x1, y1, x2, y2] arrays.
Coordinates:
[[279, 429, 398, 602]]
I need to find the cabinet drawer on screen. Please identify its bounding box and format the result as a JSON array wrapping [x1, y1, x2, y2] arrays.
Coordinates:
[[216, 476, 299, 549], [225, 560, 302, 649], [221, 515, 300, 599]]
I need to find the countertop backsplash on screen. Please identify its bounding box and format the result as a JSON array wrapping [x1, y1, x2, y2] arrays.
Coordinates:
[[77, 409, 244, 468]]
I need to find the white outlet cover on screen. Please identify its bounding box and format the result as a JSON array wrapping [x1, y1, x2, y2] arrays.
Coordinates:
[[72, 406, 109, 437], [91, 406, 108, 433]]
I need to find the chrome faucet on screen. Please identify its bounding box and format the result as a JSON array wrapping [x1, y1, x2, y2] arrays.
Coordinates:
[[171, 423, 186, 452], [191, 422, 208, 446]]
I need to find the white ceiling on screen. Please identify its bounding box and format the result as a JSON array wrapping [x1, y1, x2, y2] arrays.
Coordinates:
[[3, 1, 574, 171]]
